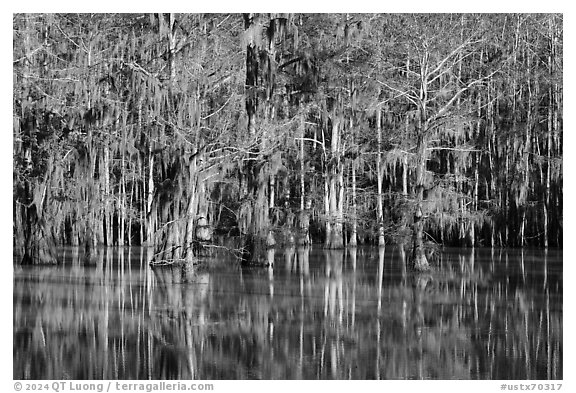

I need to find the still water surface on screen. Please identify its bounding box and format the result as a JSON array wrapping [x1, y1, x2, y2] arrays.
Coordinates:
[[14, 246, 562, 379]]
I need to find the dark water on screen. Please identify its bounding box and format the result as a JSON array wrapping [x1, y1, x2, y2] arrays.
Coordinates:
[[13, 246, 562, 380]]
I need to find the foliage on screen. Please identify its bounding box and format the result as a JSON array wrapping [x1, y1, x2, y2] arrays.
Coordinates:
[[13, 14, 563, 258]]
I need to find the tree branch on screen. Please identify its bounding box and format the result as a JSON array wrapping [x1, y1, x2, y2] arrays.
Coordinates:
[[13, 45, 46, 64], [375, 79, 420, 108], [427, 50, 476, 86], [427, 38, 484, 80], [427, 146, 483, 152], [201, 94, 236, 120], [428, 69, 499, 125]]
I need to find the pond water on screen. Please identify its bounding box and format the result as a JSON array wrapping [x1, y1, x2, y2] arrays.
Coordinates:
[[13, 246, 562, 380]]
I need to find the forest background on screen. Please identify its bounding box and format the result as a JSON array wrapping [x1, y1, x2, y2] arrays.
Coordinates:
[[10, 12, 564, 271]]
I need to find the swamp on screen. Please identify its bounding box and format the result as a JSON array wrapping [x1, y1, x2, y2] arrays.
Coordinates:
[[13, 13, 562, 380]]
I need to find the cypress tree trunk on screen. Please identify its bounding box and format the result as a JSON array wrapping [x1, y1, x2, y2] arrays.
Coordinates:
[[412, 129, 429, 271], [148, 14, 205, 266], [326, 119, 344, 249], [184, 158, 200, 265], [241, 13, 275, 263], [21, 173, 58, 265], [150, 157, 199, 265], [22, 211, 58, 265], [376, 107, 385, 246]]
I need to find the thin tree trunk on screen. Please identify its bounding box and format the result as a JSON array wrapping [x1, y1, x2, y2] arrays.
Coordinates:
[[244, 14, 258, 139], [376, 107, 385, 246], [127, 177, 134, 246], [139, 161, 145, 246], [402, 111, 409, 197], [349, 160, 358, 247], [146, 152, 155, 245], [544, 16, 555, 248], [488, 89, 497, 248], [269, 174, 275, 210], [324, 169, 331, 248], [184, 157, 198, 265], [298, 116, 310, 245], [510, 15, 521, 247], [104, 139, 112, 245], [120, 146, 126, 246], [521, 42, 532, 248], [300, 116, 306, 212], [166, 13, 177, 91]]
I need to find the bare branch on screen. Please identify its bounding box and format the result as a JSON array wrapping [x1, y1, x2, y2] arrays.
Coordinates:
[[54, 23, 84, 52], [22, 74, 80, 83], [427, 38, 484, 80], [427, 50, 477, 86], [427, 146, 483, 152], [201, 94, 236, 120], [375, 79, 420, 107], [13, 45, 46, 64], [428, 69, 499, 125], [294, 137, 325, 148], [375, 90, 416, 108]]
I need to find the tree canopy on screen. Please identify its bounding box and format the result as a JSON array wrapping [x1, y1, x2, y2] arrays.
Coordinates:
[[13, 13, 563, 264]]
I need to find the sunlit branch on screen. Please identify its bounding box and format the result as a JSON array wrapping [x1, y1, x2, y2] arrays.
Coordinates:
[[374, 79, 420, 107]]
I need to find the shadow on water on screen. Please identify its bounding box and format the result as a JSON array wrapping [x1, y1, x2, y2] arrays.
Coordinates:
[[13, 245, 562, 379]]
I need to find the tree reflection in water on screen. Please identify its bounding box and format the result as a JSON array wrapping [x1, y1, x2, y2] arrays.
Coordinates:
[[14, 246, 562, 379]]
